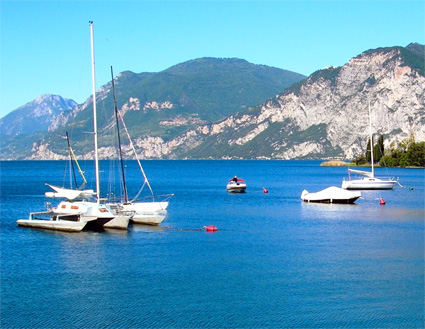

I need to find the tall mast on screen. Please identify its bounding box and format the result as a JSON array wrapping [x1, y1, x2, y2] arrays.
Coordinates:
[[111, 66, 128, 203], [368, 101, 374, 177], [89, 21, 100, 203], [66, 131, 78, 189]]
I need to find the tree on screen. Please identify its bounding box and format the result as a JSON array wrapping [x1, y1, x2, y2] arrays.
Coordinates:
[[366, 137, 372, 163], [373, 135, 384, 163], [365, 135, 384, 164], [406, 141, 425, 167], [379, 140, 424, 168], [354, 155, 367, 165]]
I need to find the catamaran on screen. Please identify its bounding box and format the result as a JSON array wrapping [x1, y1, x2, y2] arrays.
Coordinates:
[[342, 101, 397, 190], [18, 22, 129, 231]]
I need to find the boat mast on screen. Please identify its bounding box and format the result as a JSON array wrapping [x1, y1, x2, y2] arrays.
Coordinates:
[[66, 131, 78, 189], [89, 21, 101, 203], [111, 66, 128, 203], [368, 101, 374, 177]]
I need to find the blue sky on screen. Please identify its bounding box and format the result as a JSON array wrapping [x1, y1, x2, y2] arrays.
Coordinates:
[[1, 0, 424, 118]]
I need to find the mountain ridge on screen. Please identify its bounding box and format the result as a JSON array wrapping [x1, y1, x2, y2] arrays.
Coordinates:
[[0, 44, 423, 160]]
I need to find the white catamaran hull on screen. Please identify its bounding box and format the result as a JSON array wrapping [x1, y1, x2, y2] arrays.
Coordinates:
[[131, 211, 167, 225], [17, 218, 89, 232], [17, 211, 96, 232], [103, 214, 131, 229]]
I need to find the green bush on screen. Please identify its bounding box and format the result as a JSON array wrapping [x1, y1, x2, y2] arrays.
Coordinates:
[[379, 139, 425, 168]]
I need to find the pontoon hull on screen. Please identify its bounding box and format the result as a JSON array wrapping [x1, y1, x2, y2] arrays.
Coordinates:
[[131, 212, 167, 225], [17, 219, 87, 232], [103, 214, 131, 229]]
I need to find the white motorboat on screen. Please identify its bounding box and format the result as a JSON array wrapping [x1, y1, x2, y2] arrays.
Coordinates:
[[301, 186, 361, 204], [106, 67, 173, 226], [342, 101, 397, 190], [226, 177, 247, 193]]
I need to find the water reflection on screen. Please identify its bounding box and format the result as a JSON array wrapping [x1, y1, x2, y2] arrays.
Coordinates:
[[131, 223, 166, 233], [300, 201, 359, 220]]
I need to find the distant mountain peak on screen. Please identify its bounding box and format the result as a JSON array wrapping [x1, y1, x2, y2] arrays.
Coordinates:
[[406, 42, 425, 59], [0, 94, 77, 136]]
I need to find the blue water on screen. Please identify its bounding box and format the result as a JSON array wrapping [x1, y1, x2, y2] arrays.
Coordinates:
[[1, 160, 424, 328]]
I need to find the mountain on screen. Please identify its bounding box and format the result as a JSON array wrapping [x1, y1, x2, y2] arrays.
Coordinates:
[[0, 95, 77, 136], [0, 58, 305, 159], [161, 44, 424, 159], [1, 45, 424, 160]]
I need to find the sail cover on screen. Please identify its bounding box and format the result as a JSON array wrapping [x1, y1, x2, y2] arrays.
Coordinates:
[[348, 169, 373, 178], [45, 184, 96, 200]]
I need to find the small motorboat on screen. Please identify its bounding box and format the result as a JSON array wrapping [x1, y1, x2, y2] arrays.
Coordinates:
[[301, 186, 361, 204], [226, 177, 247, 193]]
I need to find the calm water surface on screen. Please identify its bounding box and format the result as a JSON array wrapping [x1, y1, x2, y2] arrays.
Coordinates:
[[1, 160, 424, 328]]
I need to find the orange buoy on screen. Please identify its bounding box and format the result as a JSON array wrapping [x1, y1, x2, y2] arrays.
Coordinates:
[[379, 198, 386, 205], [263, 187, 269, 193], [204, 225, 218, 232]]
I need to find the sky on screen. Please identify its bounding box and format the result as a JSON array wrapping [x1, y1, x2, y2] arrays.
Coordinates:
[[0, 0, 424, 119]]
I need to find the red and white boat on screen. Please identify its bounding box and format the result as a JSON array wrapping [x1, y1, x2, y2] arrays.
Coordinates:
[[226, 177, 247, 193]]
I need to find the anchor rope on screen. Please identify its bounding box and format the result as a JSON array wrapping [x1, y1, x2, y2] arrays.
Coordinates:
[[164, 226, 205, 232], [396, 181, 414, 190]]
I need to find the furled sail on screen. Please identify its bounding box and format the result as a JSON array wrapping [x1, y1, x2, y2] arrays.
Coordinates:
[[347, 168, 374, 178], [45, 184, 96, 200]]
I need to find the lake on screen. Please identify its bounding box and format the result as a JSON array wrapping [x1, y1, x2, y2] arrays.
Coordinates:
[[1, 160, 424, 328]]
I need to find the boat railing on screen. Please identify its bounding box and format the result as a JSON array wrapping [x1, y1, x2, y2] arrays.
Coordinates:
[[45, 202, 53, 211]]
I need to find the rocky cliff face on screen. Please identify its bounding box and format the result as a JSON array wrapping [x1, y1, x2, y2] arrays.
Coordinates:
[[127, 46, 424, 160]]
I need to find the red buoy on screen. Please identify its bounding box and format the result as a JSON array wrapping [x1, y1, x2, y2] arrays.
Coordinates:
[[379, 198, 386, 205], [263, 187, 269, 193], [204, 225, 218, 232]]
